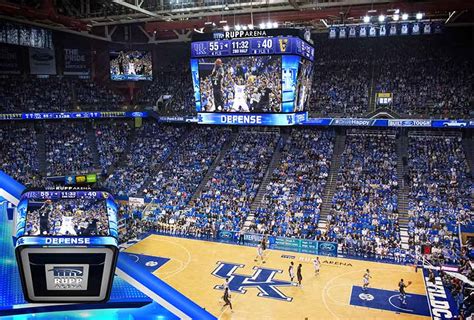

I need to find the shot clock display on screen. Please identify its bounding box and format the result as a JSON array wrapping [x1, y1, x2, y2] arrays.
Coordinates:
[[191, 34, 314, 114]]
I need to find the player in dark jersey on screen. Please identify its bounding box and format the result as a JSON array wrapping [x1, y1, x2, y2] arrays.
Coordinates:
[[258, 86, 272, 112], [86, 218, 99, 235], [211, 59, 224, 110], [39, 200, 53, 235], [297, 264, 303, 287], [398, 279, 411, 305], [222, 278, 233, 311]]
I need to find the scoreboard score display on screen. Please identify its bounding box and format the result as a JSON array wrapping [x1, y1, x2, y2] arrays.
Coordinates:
[[191, 29, 314, 125], [13, 188, 119, 302], [191, 36, 314, 59]]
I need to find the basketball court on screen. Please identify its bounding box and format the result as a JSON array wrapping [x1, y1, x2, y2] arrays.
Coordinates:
[[125, 234, 431, 320]]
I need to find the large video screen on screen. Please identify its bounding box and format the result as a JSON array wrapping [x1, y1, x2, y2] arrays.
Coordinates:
[[18, 191, 112, 237], [110, 50, 152, 81], [197, 56, 282, 113]]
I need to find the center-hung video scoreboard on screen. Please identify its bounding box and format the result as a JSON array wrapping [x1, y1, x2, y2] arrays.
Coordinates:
[[14, 188, 119, 302], [190, 29, 314, 125]]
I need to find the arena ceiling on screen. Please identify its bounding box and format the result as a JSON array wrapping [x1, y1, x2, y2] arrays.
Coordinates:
[[0, 0, 472, 42]]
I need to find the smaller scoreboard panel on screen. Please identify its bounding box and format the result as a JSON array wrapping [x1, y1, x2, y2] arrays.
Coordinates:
[[191, 36, 314, 61]]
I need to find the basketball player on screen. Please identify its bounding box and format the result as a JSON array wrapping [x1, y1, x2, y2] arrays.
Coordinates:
[[86, 217, 99, 235], [261, 235, 268, 251], [254, 243, 265, 264], [222, 286, 233, 311], [362, 269, 371, 292], [297, 264, 303, 287], [211, 59, 225, 110], [231, 77, 249, 112], [249, 88, 261, 112], [58, 212, 77, 236], [223, 277, 229, 291], [313, 257, 320, 275], [39, 200, 53, 235], [288, 261, 295, 282], [258, 85, 273, 112], [128, 58, 136, 75], [398, 279, 411, 305]]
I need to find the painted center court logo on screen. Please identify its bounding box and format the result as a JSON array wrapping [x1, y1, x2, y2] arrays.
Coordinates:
[[45, 264, 89, 290], [359, 293, 374, 301], [212, 262, 296, 302]]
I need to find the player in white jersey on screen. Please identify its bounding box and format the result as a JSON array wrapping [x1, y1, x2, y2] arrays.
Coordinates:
[[313, 257, 320, 275], [58, 215, 76, 236], [288, 261, 295, 281], [254, 243, 265, 264], [128, 61, 136, 75], [362, 269, 372, 291], [231, 79, 249, 112]]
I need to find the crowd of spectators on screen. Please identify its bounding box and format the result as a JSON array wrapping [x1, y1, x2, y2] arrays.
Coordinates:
[[251, 129, 334, 238], [0, 76, 128, 113], [0, 123, 43, 186], [71, 79, 126, 109], [307, 33, 473, 118], [135, 65, 195, 115], [0, 76, 72, 113], [105, 122, 185, 196], [310, 37, 371, 116], [406, 134, 473, 264], [44, 121, 96, 176], [145, 126, 231, 211], [321, 130, 401, 259], [163, 130, 279, 236], [373, 36, 473, 118], [94, 120, 133, 174]]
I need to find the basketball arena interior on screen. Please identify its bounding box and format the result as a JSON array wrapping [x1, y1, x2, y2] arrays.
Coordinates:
[[0, 0, 472, 319]]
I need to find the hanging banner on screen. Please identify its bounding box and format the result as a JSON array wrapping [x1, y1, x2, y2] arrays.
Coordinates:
[[0, 45, 21, 74], [369, 26, 377, 37], [63, 48, 90, 75], [401, 23, 409, 35], [412, 22, 421, 35], [389, 23, 398, 36], [348, 26, 357, 38], [0, 21, 52, 49], [338, 27, 347, 38], [29, 48, 56, 75], [423, 22, 432, 34], [330, 22, 441, 39]]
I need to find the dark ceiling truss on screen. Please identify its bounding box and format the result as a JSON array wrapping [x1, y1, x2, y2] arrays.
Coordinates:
[[0, 0, 472, 43]]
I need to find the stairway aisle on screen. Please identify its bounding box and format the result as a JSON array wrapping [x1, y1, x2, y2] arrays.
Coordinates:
[[243, 132, 287, 229], [139, 128, 192, 195], [462, 136, 474, 178], [87, 122, 101, 169], [397, 131, 410, 250], [317, 129, 346, 233], [105, 125, 137, 177], [34, 122, 47, 176], [190, 132, 237, 201]]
